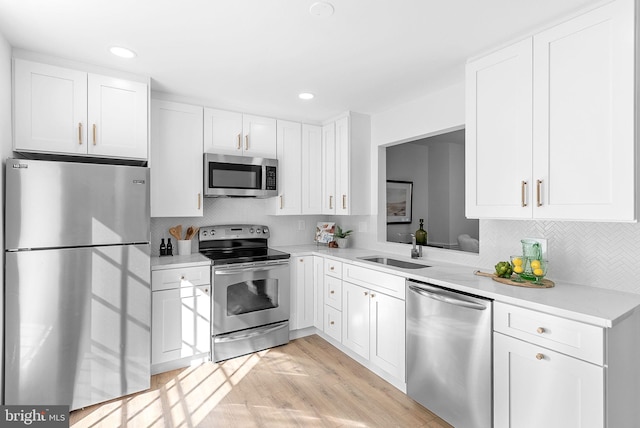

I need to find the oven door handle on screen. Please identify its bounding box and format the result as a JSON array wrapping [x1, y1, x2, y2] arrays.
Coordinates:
[[215, 321, 289, 343], [214, 264, 288, 275]]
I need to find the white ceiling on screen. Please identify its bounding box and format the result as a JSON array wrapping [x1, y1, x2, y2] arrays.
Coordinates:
[[0, 0, 600, 123]]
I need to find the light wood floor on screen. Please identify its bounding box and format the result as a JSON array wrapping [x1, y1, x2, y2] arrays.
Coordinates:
[[70, 335, 452, 427]]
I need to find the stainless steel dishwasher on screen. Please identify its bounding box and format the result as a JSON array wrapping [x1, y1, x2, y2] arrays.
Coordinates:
[[406, 279, 492, 428]]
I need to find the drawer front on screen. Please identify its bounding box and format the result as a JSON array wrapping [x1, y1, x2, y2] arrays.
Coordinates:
[[151, 265, 210, 291], [324, 305, 342, 342], [494, 302, 604, 365], [325, 259, 343, 278], [325, 275, 343, 310], [343, 263, 405, 300]]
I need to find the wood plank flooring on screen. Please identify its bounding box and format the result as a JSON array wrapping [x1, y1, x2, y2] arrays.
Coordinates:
[[70, 335, 452, 427]]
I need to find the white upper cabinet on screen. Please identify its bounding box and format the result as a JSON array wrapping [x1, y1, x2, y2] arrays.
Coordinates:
[[321, 122, 336, 214], [466, 0, 636, 221], [203, 108, 276, 158], [87, 74, 148, 159], [466, 39, 533, 219], [14, 58, 148, 160], [301, 124, 323, 214], [274, 120, 302, 215], [150, 100, 203, 218]]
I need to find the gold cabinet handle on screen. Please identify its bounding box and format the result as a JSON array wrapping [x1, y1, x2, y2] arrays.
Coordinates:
[[535, 353, 544, 360], [536, 179, 542, 207], [364, 291, 368, 296], [204, 288, 209, 294], [342, 194, 346, 209], [330, 321, 335, 325], [78, 123, 83, 145], [370, 293, 376, 298], [245, 134, 249, 151], [180, 275, 185, 280], [330, 290, 335, 294], [330, 266, 334, 271], [521, 181, 527, 207], [237, 134, 241, 150], [280, 195, 283, 209], [329, 195, 333, 209], [197, 193, 201, 210], [299, 258, 304, 263], [537, 327, 545, 334], [92, 124, 97, 145]]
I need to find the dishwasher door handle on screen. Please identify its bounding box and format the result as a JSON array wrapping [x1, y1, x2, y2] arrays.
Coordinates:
[[409, 284, 487, 311]]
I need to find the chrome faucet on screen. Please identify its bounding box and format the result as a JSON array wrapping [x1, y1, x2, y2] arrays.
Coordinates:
[[411, 234, 422, 259]]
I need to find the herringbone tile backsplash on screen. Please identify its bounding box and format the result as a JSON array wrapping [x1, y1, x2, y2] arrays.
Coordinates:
[[479, 220, 640, 295]]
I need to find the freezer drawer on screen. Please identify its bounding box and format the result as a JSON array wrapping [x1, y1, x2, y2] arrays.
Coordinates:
[[4, 244, 151, 410]]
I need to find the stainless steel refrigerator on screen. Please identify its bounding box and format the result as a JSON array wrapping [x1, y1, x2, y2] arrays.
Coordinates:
[[4, 158, 151, 410]]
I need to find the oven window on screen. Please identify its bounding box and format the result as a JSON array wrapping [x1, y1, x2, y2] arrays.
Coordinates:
[[209, 162, 262, 189], [227, 279, 279, 315]]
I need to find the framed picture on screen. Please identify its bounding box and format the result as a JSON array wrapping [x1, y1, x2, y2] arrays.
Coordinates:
[[315, 222, 336, 243], [386, 180, 413, 224]]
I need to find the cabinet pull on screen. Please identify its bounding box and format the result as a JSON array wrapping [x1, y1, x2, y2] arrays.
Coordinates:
[[92, 124, 97, 145], [198, 193, 201, 210], [299, 259, 304, 263], [330, 266, 334, 271], [521, 181, 527, 207], [280, 195, 283, 209], [329, 195, 333, 209], [342, 194, 346, 209], [536, 179, 542, 207], [330, 290, 335, 294], [536, 327, 545, 334], [364, 291, 368, 296], [370, 293, 376, 298], [535, 353, 544, 360], [245, 134, 249, 150], [237, 134, 241, 150], [78, 123, 83, 145], [330, 321, 335, 325], [180, 275, 185, 280]]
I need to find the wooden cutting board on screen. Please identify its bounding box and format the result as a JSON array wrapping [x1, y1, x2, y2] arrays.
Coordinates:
[[474, 270, 555, 288]]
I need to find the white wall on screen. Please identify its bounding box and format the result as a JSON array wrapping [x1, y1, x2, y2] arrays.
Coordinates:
[[0, 30, 12, 405]]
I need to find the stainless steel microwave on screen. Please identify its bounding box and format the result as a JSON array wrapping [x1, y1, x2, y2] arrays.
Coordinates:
[[204, 153, 277, 198]]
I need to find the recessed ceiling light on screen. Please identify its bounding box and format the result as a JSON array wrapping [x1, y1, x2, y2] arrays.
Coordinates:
[[109, 46, 137, 59], [299, 92, 315, 100], [309, 2, 334, 17]]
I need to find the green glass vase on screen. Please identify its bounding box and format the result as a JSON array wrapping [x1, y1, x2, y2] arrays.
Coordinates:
[[415, 219, 427, 245]]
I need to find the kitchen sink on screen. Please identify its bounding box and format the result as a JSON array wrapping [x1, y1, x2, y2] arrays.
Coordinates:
[[358, 256, 429, 269]]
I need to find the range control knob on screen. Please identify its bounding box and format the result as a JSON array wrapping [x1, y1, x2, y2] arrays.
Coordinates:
[[249, 228, 254, 233], [256, 229, 262, 234], [210, 229, 215, 236], [263, 227, 269, 234], [202, 231, 208, 237]]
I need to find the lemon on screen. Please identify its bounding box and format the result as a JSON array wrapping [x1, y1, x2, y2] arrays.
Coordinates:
[[530, 260, 541, 270], [512, 257, 523, 266], [513, 266, 524, 274], [533, 268, 544, 276]]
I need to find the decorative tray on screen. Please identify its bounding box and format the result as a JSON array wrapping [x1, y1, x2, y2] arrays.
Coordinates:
[[474, 270, 555, 288]]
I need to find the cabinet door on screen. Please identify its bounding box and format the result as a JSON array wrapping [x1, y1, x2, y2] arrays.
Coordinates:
[[275, 120, 302, 215], [494, 333, 604, 428], [369, 292, 405, 381], [532, 0, 635, 221], [465, 38, 533, 219], [293, 256, 315, 330], [152, 286, 210, 365], [342, 282, 370, 359], [335, 116, 350, 215], [313, 256, 324, 330], [321, 122, 336, 214], [301, 124, 323, 214], [88, 74, 148, 159], [242, 114, 276, 158], [13, 59, 87, 154], [150, 100, 203, 217], [203, 108, 243, 155]]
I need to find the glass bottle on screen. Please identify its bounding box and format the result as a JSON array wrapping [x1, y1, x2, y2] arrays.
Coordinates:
[[415, 219, 427, 245], [167, 238, 173, 256], [160, 238, 166, 256]]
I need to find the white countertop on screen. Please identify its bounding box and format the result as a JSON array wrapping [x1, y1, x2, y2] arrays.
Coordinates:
[[151, 253, 211, 270], [274, 244, 640, 328]]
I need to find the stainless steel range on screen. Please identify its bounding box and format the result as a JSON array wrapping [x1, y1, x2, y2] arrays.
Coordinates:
[[199, 224, 290, 362]]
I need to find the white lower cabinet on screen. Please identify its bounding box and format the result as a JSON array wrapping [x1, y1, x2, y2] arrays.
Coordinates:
[[342, 281, 370, 359], [313, 256, 324, 330], [290, 256, 315, 330], [494, 333, 603, 428], [151, 265, 211, 374]]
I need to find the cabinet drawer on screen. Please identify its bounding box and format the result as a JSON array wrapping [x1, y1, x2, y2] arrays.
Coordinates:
[[325, 259, 342, 278], [151, 265, 210, 291], [324, 305, 342, 342], [494, 302, 604, 365], [343, 263, 405, 300], [325, 275, 342, 310]]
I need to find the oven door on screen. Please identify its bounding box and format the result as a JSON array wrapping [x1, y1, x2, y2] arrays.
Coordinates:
[[212, 261, 290, 335]]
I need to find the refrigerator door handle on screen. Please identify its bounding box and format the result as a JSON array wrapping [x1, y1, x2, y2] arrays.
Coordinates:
[[409, 285, 487, 311]]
